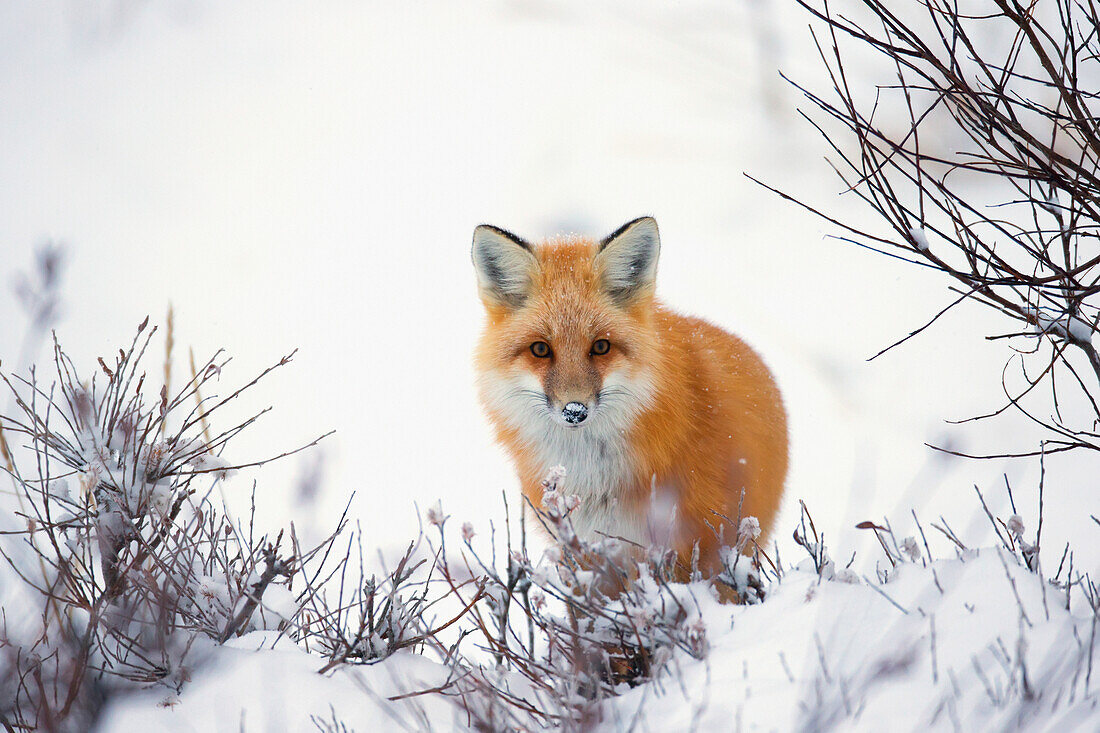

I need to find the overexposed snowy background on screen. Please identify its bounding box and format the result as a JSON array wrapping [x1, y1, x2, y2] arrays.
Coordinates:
[[1, 1, 1096, 730]]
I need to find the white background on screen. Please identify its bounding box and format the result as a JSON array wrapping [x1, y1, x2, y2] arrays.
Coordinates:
[[0, 0, 1091, 571]]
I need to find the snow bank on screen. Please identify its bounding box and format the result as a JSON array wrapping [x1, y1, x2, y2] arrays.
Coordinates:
[[98, 633, 459, 731], [609, 549, 1097, 730], [97, 547, 1098, 731]]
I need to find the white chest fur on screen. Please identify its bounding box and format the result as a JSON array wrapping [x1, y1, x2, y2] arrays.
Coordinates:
[[481, 368, 658, 547], [527, 418, 650, 547]]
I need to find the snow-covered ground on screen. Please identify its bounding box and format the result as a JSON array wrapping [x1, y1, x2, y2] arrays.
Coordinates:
[[1, 1, 1097, 730], [95, 545, 1099, 731]]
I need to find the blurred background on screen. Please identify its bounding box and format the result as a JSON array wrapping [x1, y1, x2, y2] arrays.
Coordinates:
[[0, 0, 1089, 570]]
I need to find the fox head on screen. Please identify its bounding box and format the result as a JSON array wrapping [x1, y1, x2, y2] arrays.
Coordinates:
[[472, 217, 662, 437]]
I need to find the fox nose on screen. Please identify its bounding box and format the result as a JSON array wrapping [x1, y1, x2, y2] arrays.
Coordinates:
[[562, 402, 588, 424]]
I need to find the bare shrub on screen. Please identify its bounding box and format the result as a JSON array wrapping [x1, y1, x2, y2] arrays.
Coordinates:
[[764, 0, 1100, 460], [433, 468, 719, 730], [298, 525, 482, 674], [0, 323, 332, 730]]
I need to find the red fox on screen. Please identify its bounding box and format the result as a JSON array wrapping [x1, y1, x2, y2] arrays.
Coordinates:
[[471, 216, 788, 582]]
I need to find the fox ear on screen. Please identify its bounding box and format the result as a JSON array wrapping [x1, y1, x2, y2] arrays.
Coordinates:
[[472, 225, 538, 308], [597, 217, 660, 305]]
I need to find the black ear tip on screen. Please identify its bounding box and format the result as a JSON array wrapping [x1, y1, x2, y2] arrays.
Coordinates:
[[473, 224, 532, 252], [473, 223, 502, 236], [600, 216, 660, 251]]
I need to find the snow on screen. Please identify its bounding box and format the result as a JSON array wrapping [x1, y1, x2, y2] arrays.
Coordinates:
[[737, 516, 762, 545], [1, 0, 1098, 730], [259, 585, 300, 622], [188, 452, 240, 481], [908, 225, 931, 252], [92, 546, 1097, 731], [605, 549, 1098, 731], [1068, 315, 1095, 343], [97, 634, 460, 731], [1028, 305, 1094, 344]]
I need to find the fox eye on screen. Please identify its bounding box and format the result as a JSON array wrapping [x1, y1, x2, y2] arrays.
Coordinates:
[[530, 341, 552, 358], [591, 339, 611, 356]]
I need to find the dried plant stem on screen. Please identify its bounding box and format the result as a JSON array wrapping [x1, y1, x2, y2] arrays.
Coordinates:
[[188, 346, 212, 448], [161, 303, 174, 436]]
